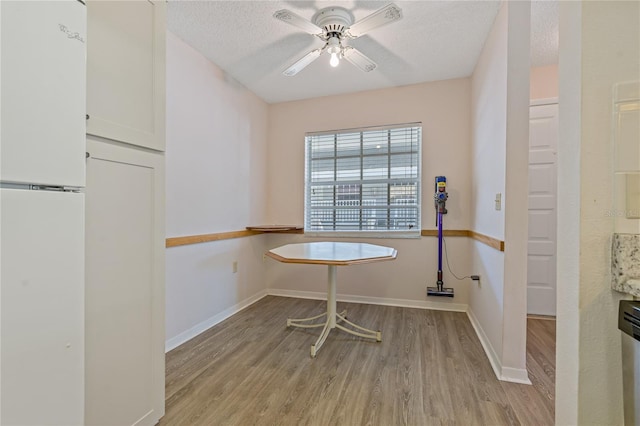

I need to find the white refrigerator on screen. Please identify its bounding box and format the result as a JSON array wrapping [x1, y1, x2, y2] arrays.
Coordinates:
[[1, 1, 86, 424]]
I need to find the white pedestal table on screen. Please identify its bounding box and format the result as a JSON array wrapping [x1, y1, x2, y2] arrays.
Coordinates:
[[266, 242, 397, 357]]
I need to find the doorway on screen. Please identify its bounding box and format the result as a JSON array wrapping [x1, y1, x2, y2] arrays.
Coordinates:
[[527, 100, 558, 316]]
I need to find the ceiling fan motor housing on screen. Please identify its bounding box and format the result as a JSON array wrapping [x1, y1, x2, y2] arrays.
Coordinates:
[[312, 6, 353, 39]]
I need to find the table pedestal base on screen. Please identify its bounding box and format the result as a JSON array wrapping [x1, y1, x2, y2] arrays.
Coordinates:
[[286, 265, 382, 357]]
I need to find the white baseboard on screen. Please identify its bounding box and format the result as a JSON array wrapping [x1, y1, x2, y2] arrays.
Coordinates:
[[466, 308, 503, 381], [165, 289, 268, 352], [501, 367, 532, 384], [466, 308, 532, 385], [267, 288, 468, 312]]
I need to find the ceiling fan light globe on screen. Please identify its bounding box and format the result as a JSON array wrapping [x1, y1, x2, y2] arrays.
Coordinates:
[[330, 52, 340, 67]]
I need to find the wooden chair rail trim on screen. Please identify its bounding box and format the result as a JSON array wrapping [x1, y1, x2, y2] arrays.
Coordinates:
[[166, 230, 262, 247], [420, 229, 469, 237], [467, 230, 505, 251], [166, 228, 504, 251]]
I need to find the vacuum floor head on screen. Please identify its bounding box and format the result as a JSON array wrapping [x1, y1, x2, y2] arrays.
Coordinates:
[[427, 286, 455, 297]]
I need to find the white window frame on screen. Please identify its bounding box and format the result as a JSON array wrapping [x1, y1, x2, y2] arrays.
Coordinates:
[[304, 123, 422, 238]]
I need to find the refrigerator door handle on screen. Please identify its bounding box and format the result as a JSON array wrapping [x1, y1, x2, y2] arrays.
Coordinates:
[[0, 183, 82, 193], [32, 185, 83, 193]]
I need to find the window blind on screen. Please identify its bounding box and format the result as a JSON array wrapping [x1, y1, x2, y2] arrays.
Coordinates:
[[305, 123, 421, 236]]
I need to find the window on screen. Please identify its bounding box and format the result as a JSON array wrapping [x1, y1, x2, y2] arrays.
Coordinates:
[[305, 123, 421, 237]]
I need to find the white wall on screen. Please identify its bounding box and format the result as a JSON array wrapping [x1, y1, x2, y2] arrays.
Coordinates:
[[501, 1, 530, 380], [164, 32, 270, 349], [555, 4, 581, 421], [265, 79, 473, 309], [557, 1, 639, 424], [530, 64, 558, 100], [469, 1, 508, 377], [469, 1, 530, 383]]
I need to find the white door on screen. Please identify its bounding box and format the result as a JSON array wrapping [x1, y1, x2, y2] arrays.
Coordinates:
[[0, 0, 86, 187], [527, 102, 558, 316], [1, 189, 85, 425]]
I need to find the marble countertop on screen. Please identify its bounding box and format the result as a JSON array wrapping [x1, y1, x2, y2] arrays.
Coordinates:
[[612, 233, 640, 296]]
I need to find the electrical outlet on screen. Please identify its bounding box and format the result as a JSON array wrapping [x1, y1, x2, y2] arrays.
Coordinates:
[[233, 261, 238, 273]]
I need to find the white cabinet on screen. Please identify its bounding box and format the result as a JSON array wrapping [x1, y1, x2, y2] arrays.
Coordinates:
[[85, 1, 166, 424], [86, 0, 166, 151], [85, 138, 165, 426]]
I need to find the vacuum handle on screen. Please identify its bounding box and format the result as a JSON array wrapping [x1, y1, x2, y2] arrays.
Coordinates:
[[434, 177, 439, 226], [434, 176, 448, 226]]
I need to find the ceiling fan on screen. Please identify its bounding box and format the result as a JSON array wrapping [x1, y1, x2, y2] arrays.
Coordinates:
[[273, 3, 402, 76]]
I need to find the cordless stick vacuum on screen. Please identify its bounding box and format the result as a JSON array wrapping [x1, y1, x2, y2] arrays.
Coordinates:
[[427, 176, 455, 297]]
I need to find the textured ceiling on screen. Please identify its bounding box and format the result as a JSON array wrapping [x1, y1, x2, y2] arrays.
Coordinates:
[[168, 1, 558, 104]]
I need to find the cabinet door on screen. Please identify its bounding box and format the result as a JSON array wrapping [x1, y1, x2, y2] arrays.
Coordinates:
[[85, 138, 165, 426], [0, 0, 86, 186], [86, 0, 165, 151]]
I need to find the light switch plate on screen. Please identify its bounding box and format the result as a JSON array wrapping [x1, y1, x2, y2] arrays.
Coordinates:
[[495, 193, 502, 211]]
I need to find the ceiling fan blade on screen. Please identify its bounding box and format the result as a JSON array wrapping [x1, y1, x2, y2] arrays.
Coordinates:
[[342, 47, 377, 72], [283, 48, 323, 76], [346, 3, 403, 38], [273, 9, 322, 35]]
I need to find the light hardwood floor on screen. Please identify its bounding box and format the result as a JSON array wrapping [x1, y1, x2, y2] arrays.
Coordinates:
[[162, 296, 555, 425]]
